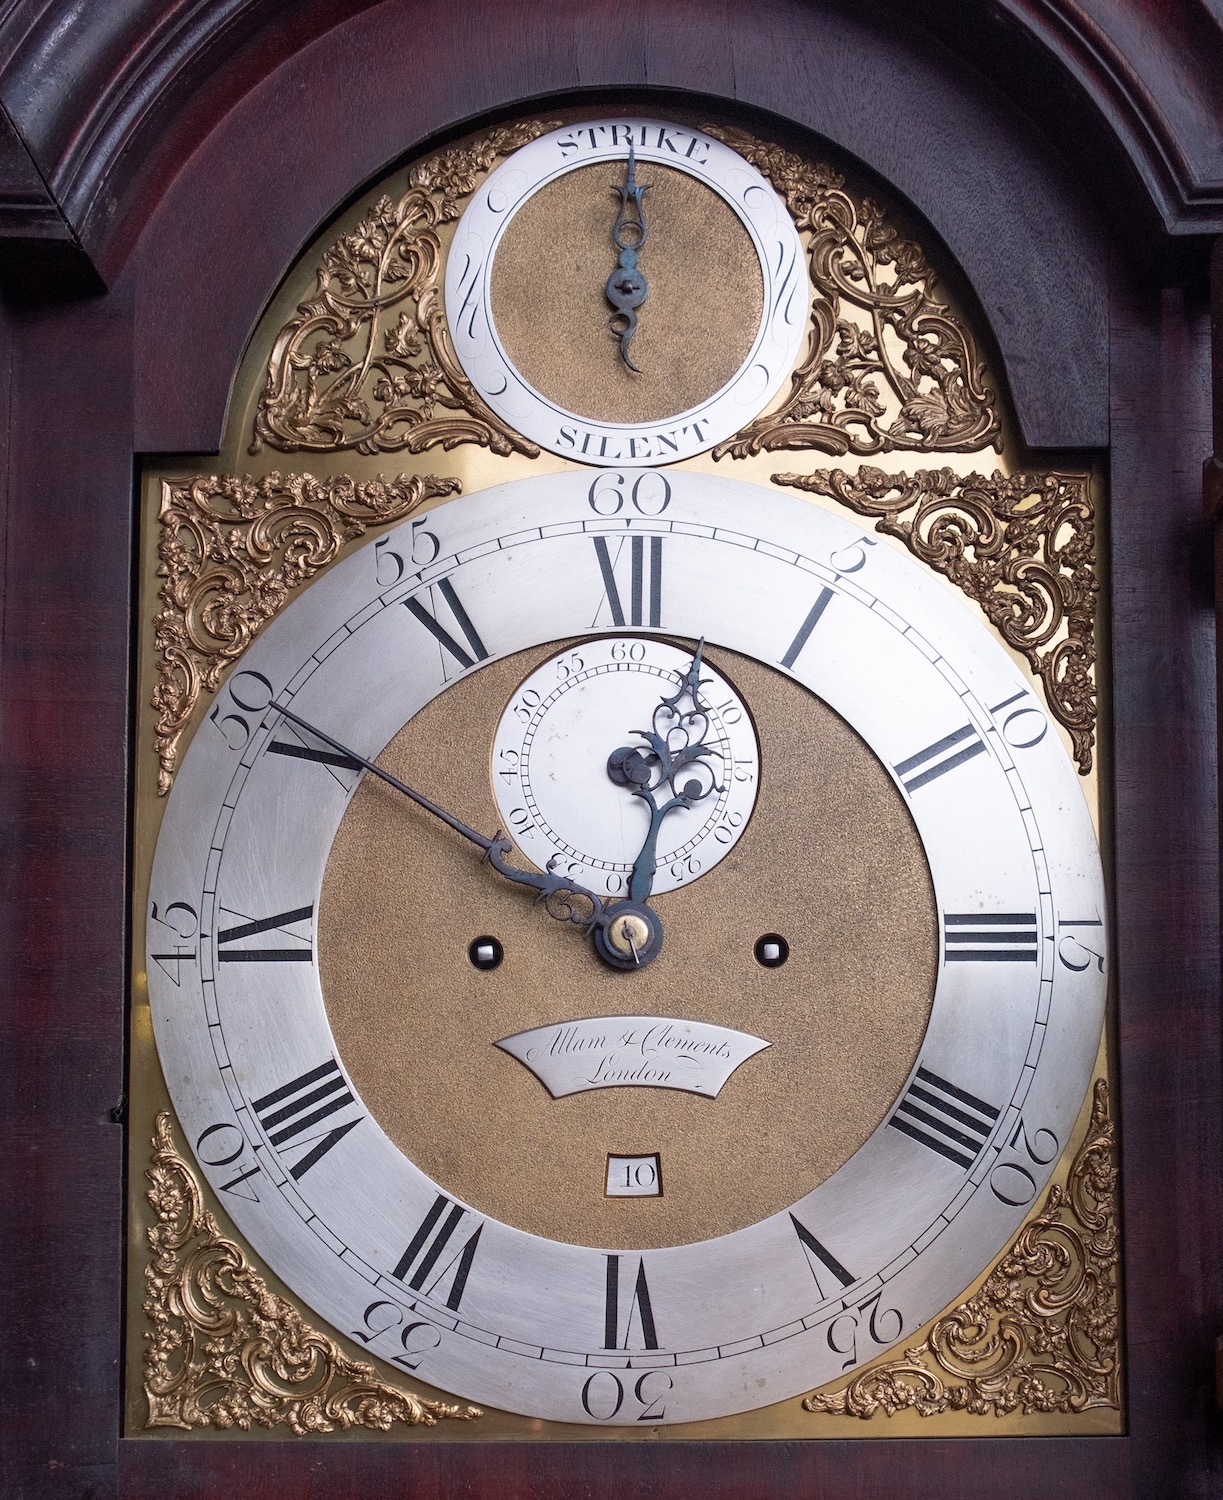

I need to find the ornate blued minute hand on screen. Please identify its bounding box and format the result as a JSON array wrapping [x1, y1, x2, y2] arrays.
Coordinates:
[[605, 143, 650, 371], [272, 702, 656, 970], [607, 641, 725, 903]]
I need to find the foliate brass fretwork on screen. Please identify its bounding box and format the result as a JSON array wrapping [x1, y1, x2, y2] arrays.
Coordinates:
[[253, 123, 558, 456], [773, 467, 1096, 772], [153, 470, 460, 793], [144, 1112, 482, 1433], [704, 126, 1001, 461], [804, 1079, 1118, 1421]]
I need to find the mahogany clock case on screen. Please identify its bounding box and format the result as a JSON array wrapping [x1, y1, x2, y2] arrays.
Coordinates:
[[1, 1, 1221, 1498]]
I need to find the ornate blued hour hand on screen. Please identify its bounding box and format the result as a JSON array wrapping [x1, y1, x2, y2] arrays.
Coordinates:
[[607, 641, 726, 903], [605, 143, 651, 371], [272, 702, 655, 970]]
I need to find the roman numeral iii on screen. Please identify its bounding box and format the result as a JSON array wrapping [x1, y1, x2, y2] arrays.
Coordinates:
[[888, 1066, 1000, 1169], [944, 912, 1038, 962]]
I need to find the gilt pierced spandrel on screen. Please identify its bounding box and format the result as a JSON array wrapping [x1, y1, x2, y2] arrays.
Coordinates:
[[140, 1111, 482, 1437], [703, 125, 1003, 461], [250, 122, 561, 461], [151, 469, 460, 793], [773, 465, 1098, 774], [239, 113, 1003, 480], [799, 1074, 1121, 1436]]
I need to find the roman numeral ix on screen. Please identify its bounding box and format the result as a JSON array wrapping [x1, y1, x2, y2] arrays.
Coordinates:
[[944, 912, 1038, 962], [888, 1066, 1001, 1170], [251, 1058, 362, 1180], [216, 904, 313, 963]]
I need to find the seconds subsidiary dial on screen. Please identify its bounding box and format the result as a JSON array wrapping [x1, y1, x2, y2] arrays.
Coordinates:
[[491, 637, 759, 901], [147, 469, 1106, 1426]]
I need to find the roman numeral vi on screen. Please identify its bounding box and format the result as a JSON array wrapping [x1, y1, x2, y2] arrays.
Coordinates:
[[604, 1254, 659, 1350]]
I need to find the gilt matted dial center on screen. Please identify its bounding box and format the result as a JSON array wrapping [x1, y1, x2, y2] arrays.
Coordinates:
[[319, 645, 937, 1249]]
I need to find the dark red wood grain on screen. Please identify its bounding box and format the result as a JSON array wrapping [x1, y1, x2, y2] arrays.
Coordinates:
[[4, 0, 1222, 283], [0, 1, 1221, 1496], [0, 283, 133, 1495], [1108, 277, 1223, 1499]]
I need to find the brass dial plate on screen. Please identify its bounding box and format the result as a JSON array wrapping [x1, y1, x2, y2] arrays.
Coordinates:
[[143, 473, 1108, 1426]]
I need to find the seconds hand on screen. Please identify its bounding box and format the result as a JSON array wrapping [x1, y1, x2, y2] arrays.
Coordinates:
[[272, 701, 665, 970]]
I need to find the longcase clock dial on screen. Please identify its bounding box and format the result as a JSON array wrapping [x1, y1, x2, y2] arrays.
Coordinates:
[[146, 469, 1106, 1425]]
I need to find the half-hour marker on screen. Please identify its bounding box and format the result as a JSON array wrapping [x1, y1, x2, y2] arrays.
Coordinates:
[[404, 577, 490, 670], [888, 1066, 1000, 1169], [894, 723, 986, 792], [250, 1057, 362, 1179], [944, 912, 1038, 962], [393, 1193, 483, 1311]]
